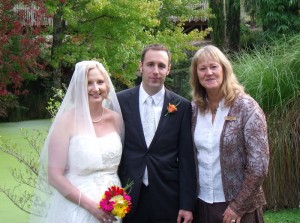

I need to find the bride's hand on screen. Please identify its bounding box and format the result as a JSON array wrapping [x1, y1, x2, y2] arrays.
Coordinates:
[[86, 201, 115, 223], [96, 210, 115, 223], [78, 193, 115, 223]]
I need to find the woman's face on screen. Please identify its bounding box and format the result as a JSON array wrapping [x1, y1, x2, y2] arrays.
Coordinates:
[[196, 59, 224, 93], [87, 68, 107, 103]]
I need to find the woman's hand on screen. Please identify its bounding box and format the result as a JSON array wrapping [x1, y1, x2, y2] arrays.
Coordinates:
[[86, 201, 115, 223], [177, 209, 193, 223], [223, 206, 241, 223]]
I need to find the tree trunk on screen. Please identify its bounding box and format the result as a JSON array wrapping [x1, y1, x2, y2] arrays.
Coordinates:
[[51, 2, 66, 89], [209, 0, 225, 48], [226, 0, 240, 52]]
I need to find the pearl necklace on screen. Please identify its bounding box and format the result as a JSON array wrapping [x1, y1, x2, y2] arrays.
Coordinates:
[[92, 108, 104, 123]]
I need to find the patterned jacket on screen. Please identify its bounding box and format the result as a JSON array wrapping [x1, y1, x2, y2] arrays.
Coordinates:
[[192, 94, 269, 217]]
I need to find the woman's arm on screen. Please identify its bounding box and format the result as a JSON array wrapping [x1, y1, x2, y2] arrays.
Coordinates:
[[229, 97, 269, 216]]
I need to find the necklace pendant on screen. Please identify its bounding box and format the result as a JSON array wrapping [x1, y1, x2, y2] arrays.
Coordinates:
[[212, 105, 219, 115]]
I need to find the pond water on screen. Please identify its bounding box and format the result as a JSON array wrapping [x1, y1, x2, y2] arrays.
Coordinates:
[[0, 119, 51, 223]]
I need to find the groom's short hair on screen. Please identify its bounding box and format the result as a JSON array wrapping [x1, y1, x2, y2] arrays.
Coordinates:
[[140, 44, 171, 65]]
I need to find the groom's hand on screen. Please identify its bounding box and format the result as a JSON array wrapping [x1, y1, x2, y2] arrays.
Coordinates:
[[177, 209, 193, 223]]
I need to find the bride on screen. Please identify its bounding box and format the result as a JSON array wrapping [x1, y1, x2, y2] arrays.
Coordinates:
[[29, 61, 124, 223]]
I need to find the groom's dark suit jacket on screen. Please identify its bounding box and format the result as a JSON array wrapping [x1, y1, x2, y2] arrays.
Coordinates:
[[117, 86, 197, 221]]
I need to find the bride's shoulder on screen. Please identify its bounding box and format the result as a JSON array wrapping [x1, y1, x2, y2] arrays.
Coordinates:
[[102, 108, 123, 134], [53, 109, 75, 131], [57, 109, 75, 122], [104, 108, 122, 121]]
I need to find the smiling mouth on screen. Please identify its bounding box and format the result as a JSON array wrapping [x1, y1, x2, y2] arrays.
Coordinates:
[[89, 93, 100, 97]]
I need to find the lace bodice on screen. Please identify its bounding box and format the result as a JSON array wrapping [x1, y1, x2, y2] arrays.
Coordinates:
[[68, 132, 122, 175], [43, 132, 123, 223]]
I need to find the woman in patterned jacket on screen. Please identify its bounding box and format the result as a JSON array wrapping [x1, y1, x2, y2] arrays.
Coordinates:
[[189, 45, 269, 223]]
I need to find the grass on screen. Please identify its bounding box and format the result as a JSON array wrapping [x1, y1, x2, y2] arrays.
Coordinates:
[[233, 34, 300, 114], [264, 208, 300, 223], [1, 119, 300, 222]]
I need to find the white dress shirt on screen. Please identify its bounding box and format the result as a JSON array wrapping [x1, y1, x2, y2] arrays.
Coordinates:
[[139, 84, 165, 130], [139, 84, 165, 186], [194, 98, 230, 203]]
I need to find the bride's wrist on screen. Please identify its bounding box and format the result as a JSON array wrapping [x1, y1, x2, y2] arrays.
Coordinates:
[[81, 196, 97, 213]]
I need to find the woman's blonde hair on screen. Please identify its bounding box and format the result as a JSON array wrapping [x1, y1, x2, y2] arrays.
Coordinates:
[[189, 45, 244, 112]]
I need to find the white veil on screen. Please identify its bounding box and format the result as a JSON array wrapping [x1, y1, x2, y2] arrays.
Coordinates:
[[28, 61, 124, 222]]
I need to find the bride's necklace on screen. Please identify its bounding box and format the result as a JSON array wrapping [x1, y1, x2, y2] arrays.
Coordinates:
[[92, 108, 104, 123]]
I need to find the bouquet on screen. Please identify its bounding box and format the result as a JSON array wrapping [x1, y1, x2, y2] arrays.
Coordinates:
[[98, 182, 133, 219]]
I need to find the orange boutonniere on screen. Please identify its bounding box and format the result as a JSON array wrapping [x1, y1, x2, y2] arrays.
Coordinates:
[[164, 100, 181, 116]]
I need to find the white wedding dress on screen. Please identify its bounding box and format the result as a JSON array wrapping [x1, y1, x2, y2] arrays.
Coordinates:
[[45, 132, 122, 223]]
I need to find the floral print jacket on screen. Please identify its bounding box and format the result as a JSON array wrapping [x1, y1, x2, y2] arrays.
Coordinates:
[[192, 94, 269, 217]]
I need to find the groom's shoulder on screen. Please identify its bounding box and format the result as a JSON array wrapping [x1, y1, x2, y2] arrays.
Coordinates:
[[167, 89, 190, 105], [117, 86, 139, 97]]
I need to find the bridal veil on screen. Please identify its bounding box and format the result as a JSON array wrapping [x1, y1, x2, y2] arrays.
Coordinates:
[[28, 61, 124, 222]]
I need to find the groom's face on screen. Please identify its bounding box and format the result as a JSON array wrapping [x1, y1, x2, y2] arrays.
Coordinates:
[[139, 49, 171, 95]]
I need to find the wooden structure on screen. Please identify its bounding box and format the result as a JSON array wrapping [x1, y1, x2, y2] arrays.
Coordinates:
[[170, 1, 209, 34], [13, 3, 53, 27]]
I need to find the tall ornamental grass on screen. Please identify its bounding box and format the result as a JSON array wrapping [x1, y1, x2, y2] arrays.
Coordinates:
[[233, 34, 300, 113], [233, 34, 300, 210]]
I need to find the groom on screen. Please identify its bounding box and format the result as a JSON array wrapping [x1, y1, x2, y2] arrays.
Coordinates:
[[117, 44, 197, 223]]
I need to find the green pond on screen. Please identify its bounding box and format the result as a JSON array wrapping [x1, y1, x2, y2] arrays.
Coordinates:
[[0, 119, 51, 223]]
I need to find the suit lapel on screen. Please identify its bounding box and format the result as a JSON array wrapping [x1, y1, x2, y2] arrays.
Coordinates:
[[128, 86, 148, 148], [149, 89, 174, 148]]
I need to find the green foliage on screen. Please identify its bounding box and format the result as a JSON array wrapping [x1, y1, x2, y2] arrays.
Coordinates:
[[233, 33, 300, 113], [257, 0, 300, 38], [265, 208, 300, 223], [0, 93, 33, 122], [226, 0, 241, 51], [46, 87, 66, 119], [168, 59, 192, 100], [208, 0, 225, 48], [46, 0, 211, 86], [208, 0, 242, 50], [239, 23, 265, 50], [232, 34, 300, 210], [0, 94, 18, 118]]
